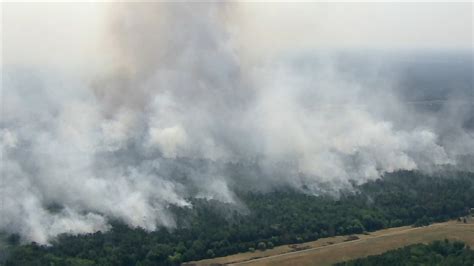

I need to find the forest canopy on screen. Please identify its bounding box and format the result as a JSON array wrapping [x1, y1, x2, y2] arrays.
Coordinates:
[[2, 170, 474, 265], [336, 239, 474, 266]]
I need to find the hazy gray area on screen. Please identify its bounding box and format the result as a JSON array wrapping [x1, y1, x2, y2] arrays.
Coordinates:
[[1, 2, 473, 243]]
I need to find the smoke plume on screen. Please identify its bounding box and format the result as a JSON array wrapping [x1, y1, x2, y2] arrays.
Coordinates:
[[1, 2, 473, 244]]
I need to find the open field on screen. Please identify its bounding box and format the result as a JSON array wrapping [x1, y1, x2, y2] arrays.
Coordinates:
[[188, 217, 474, 266]]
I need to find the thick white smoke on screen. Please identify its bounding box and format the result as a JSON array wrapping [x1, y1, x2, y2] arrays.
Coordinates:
[[1, 3, 473, 244]]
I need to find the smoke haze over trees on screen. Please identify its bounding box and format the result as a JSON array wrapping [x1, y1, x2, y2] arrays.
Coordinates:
[[1, 2, 473, 243], [3, 171, 474, 265]]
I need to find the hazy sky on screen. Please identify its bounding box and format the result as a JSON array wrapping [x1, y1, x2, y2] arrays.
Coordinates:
[[2, 2, 472, 69], [2, 1, 473, 243]]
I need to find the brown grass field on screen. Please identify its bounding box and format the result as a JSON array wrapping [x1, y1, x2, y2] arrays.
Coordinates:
[[186, 217, 474, 266]]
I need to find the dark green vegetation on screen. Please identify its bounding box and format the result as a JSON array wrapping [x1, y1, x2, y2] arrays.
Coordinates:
[[3, 170, 474, 266], [336, 239, 474, 266]]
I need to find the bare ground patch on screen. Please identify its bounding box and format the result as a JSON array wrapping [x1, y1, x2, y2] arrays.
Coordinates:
[[187, 218, 474, 266]]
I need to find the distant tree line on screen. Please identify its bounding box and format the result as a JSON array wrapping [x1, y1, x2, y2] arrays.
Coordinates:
[[335, 239, 474, 265], [4, 170, 474, 266]]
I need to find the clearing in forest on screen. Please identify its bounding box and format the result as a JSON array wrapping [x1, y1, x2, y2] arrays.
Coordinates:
[[188, 218, 474, 266]]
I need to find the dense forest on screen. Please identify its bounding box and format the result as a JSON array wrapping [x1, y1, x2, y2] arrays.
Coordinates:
[[2, 170, 474, 265], [336, 239, 474, 265]]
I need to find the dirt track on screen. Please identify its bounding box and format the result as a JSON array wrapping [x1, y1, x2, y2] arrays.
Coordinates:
[[189, 218, 474, 266]]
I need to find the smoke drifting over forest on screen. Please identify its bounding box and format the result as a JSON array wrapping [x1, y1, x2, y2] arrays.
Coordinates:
[[1, 3, 473, 243]]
